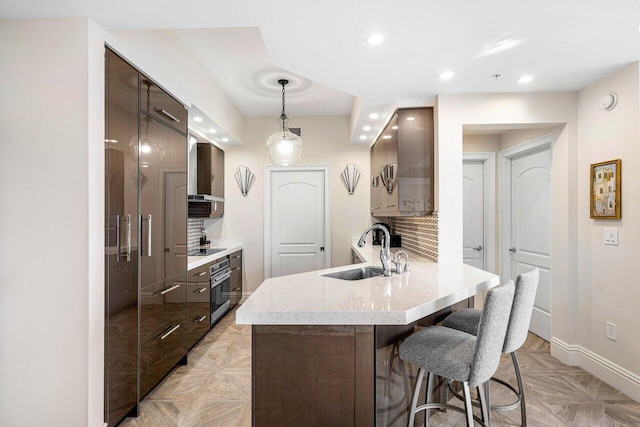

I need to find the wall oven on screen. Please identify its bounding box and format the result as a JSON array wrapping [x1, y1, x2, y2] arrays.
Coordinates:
[[210, 257, 231, 325]]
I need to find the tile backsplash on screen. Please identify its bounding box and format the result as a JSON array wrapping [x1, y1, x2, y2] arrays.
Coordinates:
[[187, 218, 204, 248], [391, 215, 438, 262]]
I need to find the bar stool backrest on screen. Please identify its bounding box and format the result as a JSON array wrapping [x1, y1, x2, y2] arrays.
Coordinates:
[[468, 280, 515, 387], [503, 268, 539, 354]]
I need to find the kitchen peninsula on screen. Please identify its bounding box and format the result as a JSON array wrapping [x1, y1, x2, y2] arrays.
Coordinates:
[[236, 240, 499, 426]]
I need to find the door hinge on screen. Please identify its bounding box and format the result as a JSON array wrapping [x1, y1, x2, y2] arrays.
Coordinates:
[[320, 247, 325, 252]]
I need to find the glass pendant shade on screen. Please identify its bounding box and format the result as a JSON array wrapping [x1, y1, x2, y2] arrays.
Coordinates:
[[266, 115, 302, 166], [129, 117, 166, 168]]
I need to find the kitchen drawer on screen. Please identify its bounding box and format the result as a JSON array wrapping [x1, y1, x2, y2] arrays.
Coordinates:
[[188, 264, 210, 282], [187, 302, 210, 349], [140, 279, 186, 338], [140, 315, 187, 396], [229, 250, 242, 268], [140, 77, 187, 134], [187, 282, 210, 303]]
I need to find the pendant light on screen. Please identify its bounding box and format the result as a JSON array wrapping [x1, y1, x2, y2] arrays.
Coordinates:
[[266, 79, 302, 166], [129, 79, 167, 168]]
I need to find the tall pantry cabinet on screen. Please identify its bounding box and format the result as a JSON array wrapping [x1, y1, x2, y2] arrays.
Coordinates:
[[105, 48, 188, 426]]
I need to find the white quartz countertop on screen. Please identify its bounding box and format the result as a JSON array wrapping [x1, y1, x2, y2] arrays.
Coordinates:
[[236, 238, 499, 325], [187, 238, 244, 270]]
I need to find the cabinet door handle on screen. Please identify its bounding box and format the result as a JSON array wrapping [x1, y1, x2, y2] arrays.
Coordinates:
[[194, 271, 207, 277], [116, 214, 121, 262], [159, 324, 180, 340], [157, 283, 181, 295], [193, 315, 207, 323], [146, 215, 152, 257], [232, 255, 241, 259], [195, 287, 207, 294], [233, 266, 241, 271], [125, 214, 131, 261], [154, 108, 180, 123]]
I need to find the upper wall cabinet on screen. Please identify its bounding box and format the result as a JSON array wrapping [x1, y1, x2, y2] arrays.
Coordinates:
[[140, 78, 188, 134], [370, 107, 434, 217]]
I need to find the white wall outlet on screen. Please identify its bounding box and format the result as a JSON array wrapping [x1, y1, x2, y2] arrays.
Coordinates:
[[604, 228, 619, 246], [606, 321, 616, 341]]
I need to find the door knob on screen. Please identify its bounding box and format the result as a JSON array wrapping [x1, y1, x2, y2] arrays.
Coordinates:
[[509, 247, 517, 253], [473, 246, 483, 251]]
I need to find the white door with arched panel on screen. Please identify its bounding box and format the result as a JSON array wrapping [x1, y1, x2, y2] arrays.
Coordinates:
[[502, 136, 552, 341], [265, 167, 330, 279], [463, 161, 485, 269]]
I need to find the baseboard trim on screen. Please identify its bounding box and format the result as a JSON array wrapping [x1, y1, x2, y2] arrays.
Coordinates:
[[551, 337, 640, 402]]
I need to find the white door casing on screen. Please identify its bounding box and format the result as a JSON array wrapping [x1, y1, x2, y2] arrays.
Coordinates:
[[264, 166, 331, 279], [500, 134, 552, 341]]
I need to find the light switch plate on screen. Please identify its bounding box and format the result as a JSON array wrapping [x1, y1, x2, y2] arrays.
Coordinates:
[[606, 322, 616, 341], [604, 228, 619, 246]]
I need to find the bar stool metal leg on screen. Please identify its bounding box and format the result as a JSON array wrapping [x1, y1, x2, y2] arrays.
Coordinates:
[[478, 383, 489, 426], [425, 371, 434, 427], [408, 368, 425, 427], [512, 352, 527, 426], [462, 382, 474, 426]]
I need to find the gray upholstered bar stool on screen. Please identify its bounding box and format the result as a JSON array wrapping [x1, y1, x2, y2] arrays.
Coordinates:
[[443, 268, 539, 426], [399, 281, 515, 426]]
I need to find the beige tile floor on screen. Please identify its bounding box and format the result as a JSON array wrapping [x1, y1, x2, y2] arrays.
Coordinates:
[[121, 308, 640, 426]]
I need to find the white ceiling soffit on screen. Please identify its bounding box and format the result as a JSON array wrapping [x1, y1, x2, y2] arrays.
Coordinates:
[[3, 0, 639, 142], [188, 104, 240, 147], [172, 27, 354, 117], [462, 123, 562, 136]]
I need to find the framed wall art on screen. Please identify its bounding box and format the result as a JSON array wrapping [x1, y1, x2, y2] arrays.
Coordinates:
[[590, 159, 621, 219]]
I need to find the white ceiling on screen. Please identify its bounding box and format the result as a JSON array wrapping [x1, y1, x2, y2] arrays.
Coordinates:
[[171, 27, 354, 117], [3, 0, 639, 142]]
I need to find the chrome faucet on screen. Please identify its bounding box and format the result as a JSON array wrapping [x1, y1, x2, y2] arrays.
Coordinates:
[[393, 250, 410, 274], [357, 224, 393, 277]]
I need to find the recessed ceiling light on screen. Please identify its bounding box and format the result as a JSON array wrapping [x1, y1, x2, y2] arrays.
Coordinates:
[[193, 116, 203, 122], [208, 128, 217, 134], [363, 126, 371, 131], [406, 117, 415, 121], [382, 135, 392, 139], [439, 70, 454, 80], [359, 135, 367, 140], [391, 125, 398, 130], [365, 33, 385, 46], [518, 75, 533, 84], [369, 113, 379, 119], [221, 137, 229, 142]]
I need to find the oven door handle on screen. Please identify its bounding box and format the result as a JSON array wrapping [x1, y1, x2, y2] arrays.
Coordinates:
[[212, 272, 231, 284]]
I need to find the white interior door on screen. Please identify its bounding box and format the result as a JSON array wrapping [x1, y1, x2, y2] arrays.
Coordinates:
[[507, 148, 552, 341], [463, 161, 485, 269], [269, 169, 326, 278]]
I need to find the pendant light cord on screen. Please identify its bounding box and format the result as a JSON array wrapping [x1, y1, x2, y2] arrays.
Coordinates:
[[281, 82, 286, 117]]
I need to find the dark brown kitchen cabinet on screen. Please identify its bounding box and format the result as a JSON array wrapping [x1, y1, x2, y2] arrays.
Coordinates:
[[370, 107, 434, 216], [229, 250, 243, 308], [105, 48, 188, 427], [139, 77, 187, 134], [197, 143, 225, 199], [140, 316, 187, 397], [187, 263, 211, 349]]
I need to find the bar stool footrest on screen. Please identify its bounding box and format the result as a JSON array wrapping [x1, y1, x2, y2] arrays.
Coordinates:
[[413, 402, 487, 426], [448, 377, 522, 411]]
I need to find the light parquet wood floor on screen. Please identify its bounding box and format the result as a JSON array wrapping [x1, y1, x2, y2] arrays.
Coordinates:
[[120, 308, 640, 426]]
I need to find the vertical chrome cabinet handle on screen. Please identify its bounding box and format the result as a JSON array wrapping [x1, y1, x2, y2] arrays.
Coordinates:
[[125, 214, 131, 262], [116, 214, 121, 261], [509, 247, 517, 253], [147, 215, 152, 257]]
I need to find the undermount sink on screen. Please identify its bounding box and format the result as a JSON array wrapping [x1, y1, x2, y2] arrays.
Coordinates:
[[322, 266, 385, 281]]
